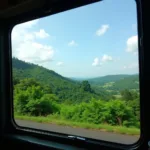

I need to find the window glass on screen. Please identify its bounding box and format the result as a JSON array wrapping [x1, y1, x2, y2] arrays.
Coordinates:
[[12, 0, 140, 144]]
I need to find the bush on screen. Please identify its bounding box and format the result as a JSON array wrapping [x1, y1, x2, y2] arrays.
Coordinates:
[[26, 97, 58, 116], [59, 99, 138, 127], [60, 105, 74, 120], [14, 78, 139, 127], [14, 79, 59, 116]]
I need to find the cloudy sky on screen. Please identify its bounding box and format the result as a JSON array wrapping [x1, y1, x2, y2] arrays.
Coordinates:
[[12, 0, 138, 78]]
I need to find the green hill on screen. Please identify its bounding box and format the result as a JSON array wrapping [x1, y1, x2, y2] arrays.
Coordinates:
[[109, 75, 139, 91], [12, 57, 75, 87], [12, 58, 139, 102], [88, 74, 139, 93], [88, 74, 131, 85], [12, 58, 111, 103]]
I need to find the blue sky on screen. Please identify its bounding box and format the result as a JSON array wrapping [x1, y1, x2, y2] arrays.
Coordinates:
[[12, 0, 138, 78]]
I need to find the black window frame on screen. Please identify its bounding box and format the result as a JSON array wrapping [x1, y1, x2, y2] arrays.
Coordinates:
[[0, 0, 149, 149]]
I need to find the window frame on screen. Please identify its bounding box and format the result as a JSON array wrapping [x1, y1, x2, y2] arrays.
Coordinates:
[[0, 0, 148, 149]]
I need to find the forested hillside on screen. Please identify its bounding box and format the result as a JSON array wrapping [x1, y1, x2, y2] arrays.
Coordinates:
[[12, 58, 112, 103], [88, 74, 131, 85], [87, 74, 139, 95], [108, 75, 139, 91]]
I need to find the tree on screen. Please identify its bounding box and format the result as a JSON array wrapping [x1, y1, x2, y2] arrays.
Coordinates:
[[15, 78, 40, 91], [81, 99, 106, 124], [14, 90, 30, 114], [127, 98, 140, 121], [120, 89, 134, 101], [14, 78, 59, 116], [26, 94, 59, 116], [80, 81, 92, 92], [104, 100, 136, 126]]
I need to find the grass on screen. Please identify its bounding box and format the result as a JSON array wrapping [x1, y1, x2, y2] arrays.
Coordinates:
[[15, 114, 140, 136]]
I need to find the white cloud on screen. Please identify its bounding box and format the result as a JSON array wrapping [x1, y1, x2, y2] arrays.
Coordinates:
[[34, 29, 49, 39], [101, 54, 113, 62], [92, 58, 102, 67], [123, 62, 138, 69], [92, 58, 99, 66], [92, 54, 113, 67], [96, 24, 109, 36], [24, 33, 35, 41], [56, 61, 64, 66], [126, 35, 138, 53], [68, 40, 78, 46], [15, 42, 54, 63], [12, 19, 54, 64]]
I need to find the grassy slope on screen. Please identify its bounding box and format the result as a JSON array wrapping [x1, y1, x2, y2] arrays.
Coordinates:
[[15, 115, 140, 135]]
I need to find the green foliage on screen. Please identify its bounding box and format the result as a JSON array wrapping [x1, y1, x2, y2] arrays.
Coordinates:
[[26, 94, 59, 116], [14, 79, 58, 116], [14, 90, 29, 114], [121, 89, 134, 101], [59, 99, 138, 127], [15, 78, 41, 91], [81, 100, 106, 124], [12, 58, 111, 103], [13, 57, 140, 129], [80, 81, 92, 92], [103, 100, 136, 126], [127, 99, 140, 121]]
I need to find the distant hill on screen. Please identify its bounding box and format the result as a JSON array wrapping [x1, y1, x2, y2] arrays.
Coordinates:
[[12, 58, 111, 103], [88, 74, 139, 92], [88, 74, 131, 85], [109, 75, 139, 91]]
